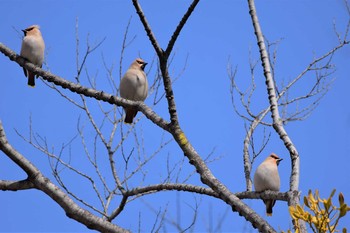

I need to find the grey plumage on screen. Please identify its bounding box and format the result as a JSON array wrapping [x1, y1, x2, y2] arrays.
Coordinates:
[[119, 58, 148, 124], [254, 153, 282, 216], [20, 25, 45, 87]]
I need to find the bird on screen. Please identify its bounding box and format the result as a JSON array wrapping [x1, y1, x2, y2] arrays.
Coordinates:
[[119, 58, 148, 124], [20, 25, 45, 87], [253, 153, 283, 216]]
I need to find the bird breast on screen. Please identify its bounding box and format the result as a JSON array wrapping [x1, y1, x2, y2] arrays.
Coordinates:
[[21, 36, 44, 65], [120, 69, 148, 101], [254, 163, 280, 191]]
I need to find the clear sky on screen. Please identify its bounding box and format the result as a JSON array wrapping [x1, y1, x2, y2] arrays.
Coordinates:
[[1, 0, 350, 232]]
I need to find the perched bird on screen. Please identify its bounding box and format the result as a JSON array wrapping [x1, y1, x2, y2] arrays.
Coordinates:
[[20, 25, 45, 87], [254, 153, 283, 216], [119, 58, 148, 124]]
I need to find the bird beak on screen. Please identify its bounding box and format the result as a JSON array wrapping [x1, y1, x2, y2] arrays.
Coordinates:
[[277, 158, 283, 165], [142, 62, 148, 70], [22, 29, 27, 35]]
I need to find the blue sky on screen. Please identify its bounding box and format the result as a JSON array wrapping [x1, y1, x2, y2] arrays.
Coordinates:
[[1, 0, 350, 232]]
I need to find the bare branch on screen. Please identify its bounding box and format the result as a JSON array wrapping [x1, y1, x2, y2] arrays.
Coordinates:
[[108, 195, 128, 221], [248, 0, 299, 183], [247, 0, 302, 231], [132, 0, 197, 125], [0, 43, 170, 131], [128, 1, 278, 229], [131, 0, 163, 57], [15, 127, 107, 214], [2, 0, 349, 231], [118, 16, 136, 91], [0, 120, 129, 233], [165, 0, 200, 58], [0, 179, 34, 191]]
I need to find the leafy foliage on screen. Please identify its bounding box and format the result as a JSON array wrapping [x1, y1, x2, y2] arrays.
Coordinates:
[[285, 189, 350, 233]]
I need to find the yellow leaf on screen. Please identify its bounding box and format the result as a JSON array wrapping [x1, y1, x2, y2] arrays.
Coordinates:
[[330, 225, 336, 233], [304, 196, 310, 208], [309, 190, 316, 204], [311, 216, 318, 224], [301, 212, 309, 221], [323, 198, 331, 212], [297, 205, 303, 212], [289, 206, 299, 220], [330, 189, 336, 198], [339, 203, 348, 218], [339, 192, 345, 206], [315, 189, 320, 199]]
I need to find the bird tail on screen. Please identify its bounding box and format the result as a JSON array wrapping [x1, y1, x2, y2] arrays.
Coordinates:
[[264, 199, 276, 217], [27, 71, 35, 87], [124, 109, 137, 124]]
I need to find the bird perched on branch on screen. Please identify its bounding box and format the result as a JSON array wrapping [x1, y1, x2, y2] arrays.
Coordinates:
[[119, 58, 148, 124], [254, 153, 283, 216], [20, 25, 45, 87]]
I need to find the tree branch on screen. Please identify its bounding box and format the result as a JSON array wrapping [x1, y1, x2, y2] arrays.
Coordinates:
[[247, 0, 299, 190], [130, 1, 278, 231], [125, 183, 291, 202], [0, 179, 34, 191], [0, 120, 129, 233], [131, 0, 178, 124], [232, 34, 348, 192], [165, 0, 200, 57], [107, 182, 291, 222], [131, 0, 163, 57], [247, 0, 304, 231], [0, 43, 169, 132]]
